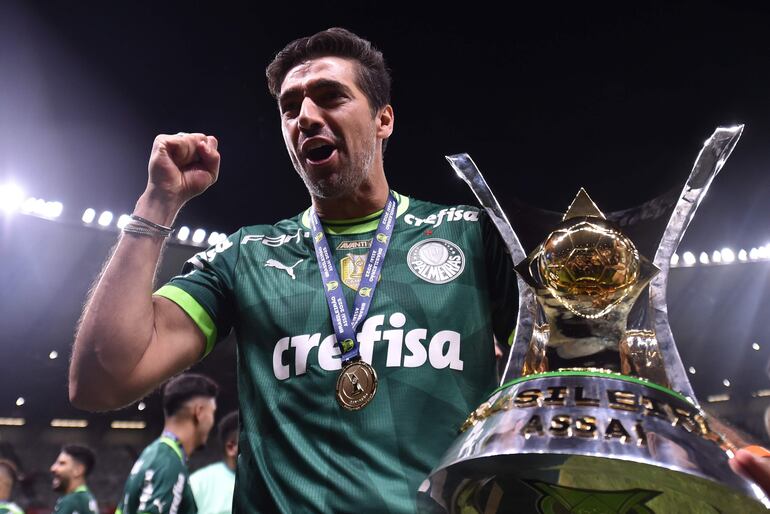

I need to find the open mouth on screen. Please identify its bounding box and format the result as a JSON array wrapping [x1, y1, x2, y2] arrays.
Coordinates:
[[305, 144, 336, 164]]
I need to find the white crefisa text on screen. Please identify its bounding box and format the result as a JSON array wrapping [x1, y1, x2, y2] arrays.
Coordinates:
[[272, 312, 464, 380]]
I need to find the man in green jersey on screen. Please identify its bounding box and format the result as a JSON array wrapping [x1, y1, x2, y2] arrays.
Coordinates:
[[116, 373, 218, 514], [50, 445, 98, 514], [0, 459, 24, 514], [190, 411, 238, 514], [69, 27, 770, 511]]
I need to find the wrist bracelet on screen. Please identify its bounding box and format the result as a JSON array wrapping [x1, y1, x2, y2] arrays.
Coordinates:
[[122, 221, 171, 239], [130, 214, 174, 234]]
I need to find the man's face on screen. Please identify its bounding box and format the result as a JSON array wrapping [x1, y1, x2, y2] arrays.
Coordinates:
[[50, 452, 79, 493], [195, 398, 217, 449], [278, 56, 392, 199]]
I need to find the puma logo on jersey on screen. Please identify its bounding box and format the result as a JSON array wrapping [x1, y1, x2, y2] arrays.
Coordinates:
[[265, 259, 303, 279], [272, 312, 464, 380]]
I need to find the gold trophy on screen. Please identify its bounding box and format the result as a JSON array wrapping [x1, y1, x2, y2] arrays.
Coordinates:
[[418, 126, 769, 513]]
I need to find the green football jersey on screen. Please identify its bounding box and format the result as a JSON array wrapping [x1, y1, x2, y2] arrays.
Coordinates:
[[0, 501, 24, 514], [116, 436, 197, 514], [155, 193, 518, 513], [52, 486, 98, 514]]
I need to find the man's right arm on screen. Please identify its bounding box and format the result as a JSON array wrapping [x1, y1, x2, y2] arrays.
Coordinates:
[[69, 133, 221, 411]]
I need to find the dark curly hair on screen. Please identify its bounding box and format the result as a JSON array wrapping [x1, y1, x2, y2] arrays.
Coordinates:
[[266, 27, 391, 117]]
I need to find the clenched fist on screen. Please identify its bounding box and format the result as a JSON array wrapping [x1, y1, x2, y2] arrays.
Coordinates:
[[145, 132, 220, 212]]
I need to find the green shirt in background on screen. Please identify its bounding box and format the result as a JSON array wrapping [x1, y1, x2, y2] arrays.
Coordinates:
[[116, 436, 197, 514], [189, 462, 234, 514], [0, 501, 24, 514], [52, 485, 98, 514]]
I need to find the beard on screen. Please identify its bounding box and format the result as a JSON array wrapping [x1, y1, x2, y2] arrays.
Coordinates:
[[52, 475, 68, 493], [293, 131, 378, 200]]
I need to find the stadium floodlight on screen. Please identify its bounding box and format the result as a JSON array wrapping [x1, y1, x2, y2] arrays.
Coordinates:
[[192, 228, 206, 244], [0, 183, 25, 213], [97, 210, 113, 227], [207, 231, 220, 245], [15, 397, 24, 406], [50, 419, 88, 428], [19, 196, 37, 214], [49, 350, 58, 360], [759, 246, 770, 260], [699, 252, 709, 265], [682, 251, 696, 266], [45, 201, 63, 218], [111, 421, 146, 430], [137, 402, 146, 411], [688, 366, 696, 374], [117, 214, 131, 229], [177, 226, 190, 241], [670, 253, 679, 266], [711, 250, 721, 263], [0, 418, 25, 426], [82, 208, 96, 223], [720, 248, 734, 263], [738, 249, 748, 261], [749, 248, 759, 260], [706, 394, 730, 403], [753, 343, 761, 351], [722, 379, 731, 387]]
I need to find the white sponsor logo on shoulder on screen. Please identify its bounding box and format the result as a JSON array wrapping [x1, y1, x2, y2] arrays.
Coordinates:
[[241, 229, 309, 247], [188, 239, 233, 268], [407, 238, 465, 284], [404, 207, 479, 228]]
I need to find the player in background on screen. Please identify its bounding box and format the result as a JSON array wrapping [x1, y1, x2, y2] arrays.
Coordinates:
[[0, 460, 24, 514], [190, 411, 238, 514], [116, 373, 218, 514], [50, 445, 98, 514]]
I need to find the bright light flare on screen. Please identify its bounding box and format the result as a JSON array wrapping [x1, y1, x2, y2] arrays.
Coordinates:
[[97, 211, 113, 227], [738, 249, 748, 261], [177, 226, 190, 241], [117, 214, 131, 229], [699, 252, 709, 265], [0, 183, 25, 213], [192, 229, 206, 244], [670, 253, 679, 266], [82, 208, 96, 223], [682, 252, 696, 266], [720, 248, 735, 263]]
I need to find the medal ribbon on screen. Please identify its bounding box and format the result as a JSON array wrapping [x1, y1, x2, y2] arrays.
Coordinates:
[[310, 192, 397, 363]]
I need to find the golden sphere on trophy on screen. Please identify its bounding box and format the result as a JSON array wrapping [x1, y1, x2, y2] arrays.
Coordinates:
[[538, 219, 640, 318]]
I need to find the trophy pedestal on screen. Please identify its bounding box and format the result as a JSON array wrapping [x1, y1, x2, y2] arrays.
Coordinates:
[[418, 372, 767, 513]]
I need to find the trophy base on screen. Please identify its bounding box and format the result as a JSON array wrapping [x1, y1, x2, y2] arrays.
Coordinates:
[[418, 371, 768, 513]]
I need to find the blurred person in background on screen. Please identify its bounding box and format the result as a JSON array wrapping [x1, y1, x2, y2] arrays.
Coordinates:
[[0, 459, 23, 514], [116, 373, 218, 514], [190, 411, 238, 514], [50, 445, 98, 514]]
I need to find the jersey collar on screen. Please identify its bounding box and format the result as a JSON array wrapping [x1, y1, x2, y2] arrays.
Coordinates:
[[300, 191, 409, 235], [161, 431, 187, 463]]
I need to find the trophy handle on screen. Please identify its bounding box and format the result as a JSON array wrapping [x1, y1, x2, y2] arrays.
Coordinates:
[[648, 125, 743, 403], [445, 154, 536, 385]]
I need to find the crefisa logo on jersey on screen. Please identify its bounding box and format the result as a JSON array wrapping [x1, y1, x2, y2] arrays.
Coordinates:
[[407, 239, 465, 284]]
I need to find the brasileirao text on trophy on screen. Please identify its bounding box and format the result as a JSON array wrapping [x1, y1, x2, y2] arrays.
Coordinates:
[[417, 125, 769, 513]]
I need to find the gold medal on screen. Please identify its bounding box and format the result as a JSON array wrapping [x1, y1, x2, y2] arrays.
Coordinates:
[[336, 360, 378, 410]]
